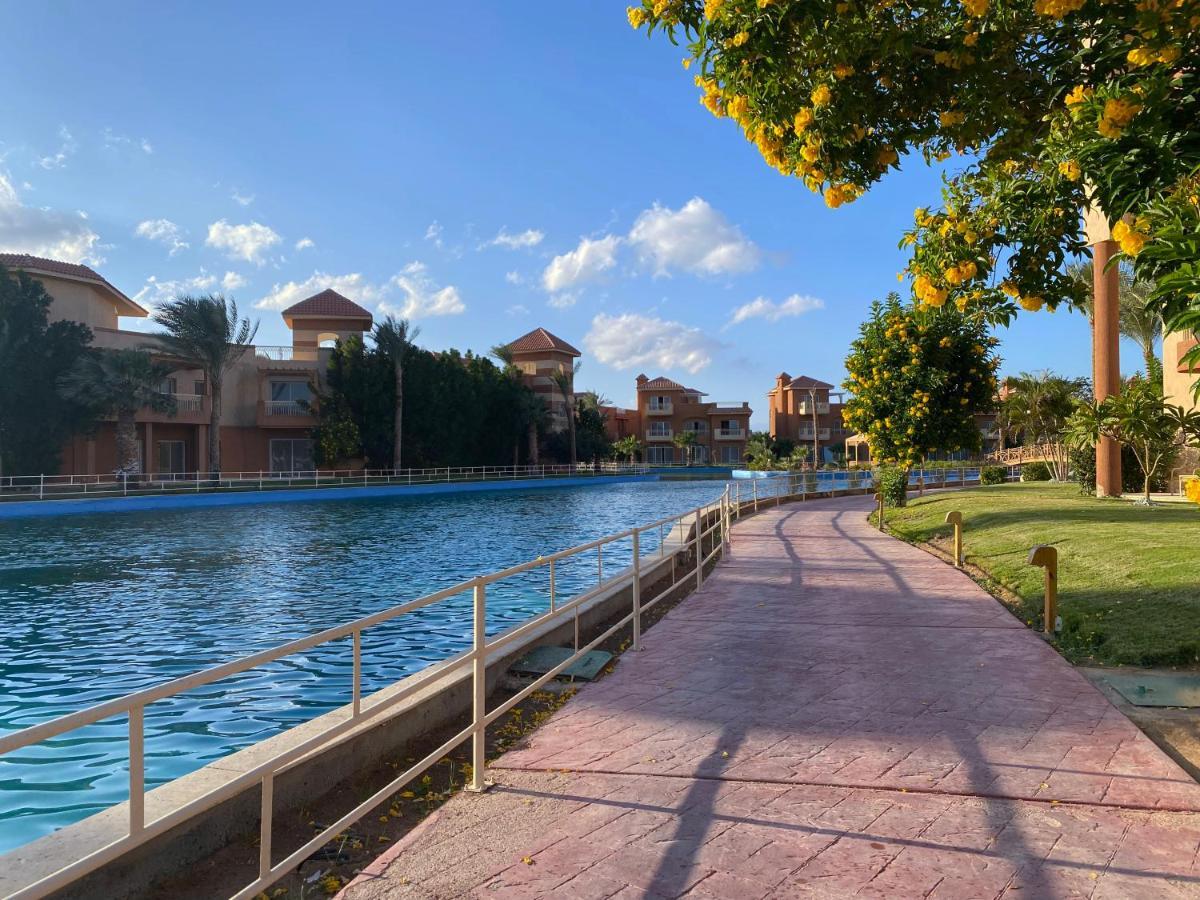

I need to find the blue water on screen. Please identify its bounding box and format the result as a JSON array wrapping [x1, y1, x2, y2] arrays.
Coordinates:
[[0, 480, 727, 853]]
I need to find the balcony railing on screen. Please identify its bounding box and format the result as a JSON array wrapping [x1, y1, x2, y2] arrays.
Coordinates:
[[646, 401, 673, 415], [796, 428, 832, 441], [715, 428, 745, 440], [645, 428, 674, 441], [263, 400, 312, 417], [709, 401, 749, 411], [797, 402, 830, 415], [256, 346, 320, 363], [162, 392, 204, 414]]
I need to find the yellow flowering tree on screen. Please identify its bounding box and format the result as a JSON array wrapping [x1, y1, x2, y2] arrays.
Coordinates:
[[628, 0, 1200, 376], [842, 294, 1001, 467]]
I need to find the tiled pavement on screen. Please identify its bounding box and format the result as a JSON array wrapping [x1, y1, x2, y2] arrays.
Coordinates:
[[342, 496, 1200, 899]]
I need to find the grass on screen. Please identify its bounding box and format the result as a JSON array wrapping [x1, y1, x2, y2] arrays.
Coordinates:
[[885, 483, 1200, 668]]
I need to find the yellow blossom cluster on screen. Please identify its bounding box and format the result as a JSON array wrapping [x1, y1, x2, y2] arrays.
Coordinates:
[[943, 260, 977, 284], [939, 110, 966, 127], [811, 84, 833, 108], [1127, 45, 1179, 67], [1097, 97, 1141, 139], [914, 275, 948, 308], [1112, 218, 1150, 256], [704, 0, 725, 17], [824, 183, 862, 208], [793, 107, 814, 134], [877, 146, 899, 167], [696, 76, 725, 117], [729, 31, 750, 47], [1064, 85, 1092, 107], [1032, 0, 1085, 17], [1058, 159, 1081, 181], [1018, 295, 1045, 311], [962, 0, 988, 15], [627, 6, 647, 28], [833, 63, 855, 79]]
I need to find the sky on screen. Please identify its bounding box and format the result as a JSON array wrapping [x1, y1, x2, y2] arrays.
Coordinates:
[[0, 1, 1122, 429]]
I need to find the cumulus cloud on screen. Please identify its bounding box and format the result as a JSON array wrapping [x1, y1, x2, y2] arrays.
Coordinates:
[[221, 271, 247, 291], [542, 234, 621, 295], [294, 237, 315, 251], [726, 294, 824, 328], [205, 219, 281, 264], [134, 218, 189, 256], [0, 172, 102, 263], [132, 271, 218, 307], [583, 312, 718, 375], [256, 271, 385, 311], [628, 197, 761, 277], [384, 268, 465, 319], [484, 228, 544, 250]]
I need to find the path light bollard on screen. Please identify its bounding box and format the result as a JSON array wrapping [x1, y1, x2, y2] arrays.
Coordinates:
[[874, 492, 885, 530], [467, 578, 490, 792], [1028, 545, 1059, 635], [944, 511, 964, 568]]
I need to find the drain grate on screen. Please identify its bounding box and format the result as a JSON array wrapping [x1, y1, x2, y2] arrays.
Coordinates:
[[509, 645, 613, 682], [1105, 673, 1200, 708]]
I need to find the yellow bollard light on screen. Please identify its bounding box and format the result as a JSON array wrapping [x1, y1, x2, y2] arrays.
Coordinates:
[[944, 511, 963, 568], [1028, 545, 1059, 635]]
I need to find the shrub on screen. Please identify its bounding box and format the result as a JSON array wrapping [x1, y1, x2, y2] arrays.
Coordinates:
[[1069, 442, 1172, 494], [874, 465, 909, 507], [1021, 461, 1052, 481], [981, 465, 1006, 485]]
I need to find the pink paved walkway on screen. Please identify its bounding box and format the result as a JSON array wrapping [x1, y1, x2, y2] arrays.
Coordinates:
[[343, 496, 1200, 899]]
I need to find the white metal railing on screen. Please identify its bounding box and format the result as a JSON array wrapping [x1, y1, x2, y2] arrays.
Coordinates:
[[0, 488, 735, 900], [797, 401, 830, 415], [708, 401, 748, 409], [263, 399, 310, 417], [646, 401, 673, 414], [796, 428, 832, 440], [645, 428, 674, 441], [714, 428, 745, 440], [0, 464, 654, 503], [162, 392, 203, 413], [254, 346, 320, 363]]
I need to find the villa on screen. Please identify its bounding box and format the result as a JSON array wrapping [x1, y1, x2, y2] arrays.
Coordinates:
[[626, 375, 752, 465], [766, 373, 850, 463], [4, 253, 372, 476], [503, 326, 579, 434]]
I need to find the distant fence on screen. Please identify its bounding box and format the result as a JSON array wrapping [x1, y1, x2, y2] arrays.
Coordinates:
[[985, 444, 1065, 466]]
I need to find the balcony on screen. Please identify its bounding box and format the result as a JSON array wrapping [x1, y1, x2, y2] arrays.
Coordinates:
[[645, 428, 674, 442], [709, 401, 750, 412], [796, 428, 832, 441], [715, 428, 745, 441], [255, 346, 323, 370], [257, 399, 317, 428], [797, 401, 830, 415], [139, 392, 209, 424], [645, 401, 673, 415]]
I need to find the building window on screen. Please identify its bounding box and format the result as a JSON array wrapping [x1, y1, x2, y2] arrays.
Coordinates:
[[270, 438, 315, 474], [647, 422, 672, 437], [720, 445, 742, 464], [270, 381, 312, 403], [691, 444, 709, 464], [156, 440, 186, 475], [683, 420, 708, 433], [647, 395, 671, 411], [645, 445, 674, 464], [159, 376, 177, 396], [193, 380, 206, 396]]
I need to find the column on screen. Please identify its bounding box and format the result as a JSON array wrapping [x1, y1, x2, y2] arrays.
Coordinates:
[[1092, 239, 1122, 497]]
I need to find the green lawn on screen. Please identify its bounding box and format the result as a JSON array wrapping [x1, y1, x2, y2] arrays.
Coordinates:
[[885, 483, 1200, 668]]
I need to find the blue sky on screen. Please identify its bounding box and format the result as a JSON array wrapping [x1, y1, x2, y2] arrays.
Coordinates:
[[0, 1, 1114, 428]]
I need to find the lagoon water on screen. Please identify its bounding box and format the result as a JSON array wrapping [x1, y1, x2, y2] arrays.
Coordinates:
[[0, 479, 729, 852]]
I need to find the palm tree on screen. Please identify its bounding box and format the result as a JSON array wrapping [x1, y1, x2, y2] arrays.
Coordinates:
[[153, 294, 258, 478], [492, 342, 542, 465], [612, 435, 641, 464], [374, 316, 421, 471], [59, 349, 176, 475], [1068, 261, 1163, 381], [1001, 371, 1087, 480], [672, 429, 698, 466], [549, 361, 582, 467]]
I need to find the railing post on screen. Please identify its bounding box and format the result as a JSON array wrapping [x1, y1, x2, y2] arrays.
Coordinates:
[[752, 478, 758, 512], [945, 511, 964, 567], [129, 704, 144, 835], [1028, 546, 1059, 635], [874, 492, 885, 531], [632, 529, 642, 651], [694, 509, 703, 590], [467, 579, 489, 793], [352, 629, 362, 717], [549, 558, 556, 611], [39, 474, 44, 500], [597, 544, 603, 584]]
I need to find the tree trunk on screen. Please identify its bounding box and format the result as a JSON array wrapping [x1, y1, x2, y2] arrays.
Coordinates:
[[527, 422, 539, 465], [209, 380, 222, 478], [567, 401, 577, 467], [393, 361, 403, 472], [115, 409, 140, 474]]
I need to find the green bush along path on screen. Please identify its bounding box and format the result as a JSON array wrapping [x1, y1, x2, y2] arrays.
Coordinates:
[[886, 483, 1200, 668]]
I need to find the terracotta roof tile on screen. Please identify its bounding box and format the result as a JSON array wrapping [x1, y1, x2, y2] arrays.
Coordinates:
[[786, 375, 834, 390], [636, 376, 707, 393], [282, 289, 373, 320], [506, 327, 581, 356], [0, 253, 146, 316]]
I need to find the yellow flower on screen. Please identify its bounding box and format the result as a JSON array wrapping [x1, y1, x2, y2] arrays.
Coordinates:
[[962, 0, 988, 14], [1112, 219, 1149, 256], [811, 84, 833, 108], [652, 0, 671, 14], [793, 107, 814, 134], [801, 140, 822, 162], [939, 110, 966, 127], [1064, 84, 1092, 107], [824, 183, 859, 208], [704, 0, 725, 18], [1127, 46, 1157, 67], [1033, 0, 1085, 17], [1158, 46, 1180, 66], [877, 146, 899, 167], [833, 63, 855, 79], [681, 57, 692, 69], [963, 31, 979, 47], [627, 6, 647, 28], [1018, 295, 1045, 312], [1000, 280, 1019, 297], [1058, 159, 1081, 181], [727, 94, 751, 123], [729, 30, 750, 47]]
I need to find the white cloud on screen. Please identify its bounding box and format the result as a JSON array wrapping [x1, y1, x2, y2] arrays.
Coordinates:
[[504, 270, 523, 285], [485, 227, 544, 250], [221, 271, 247, 291], [37, 126, 76, 170], [231, 189, 255, 207], [628, 197, 761, 277], [294, 237, 315, 251], [134, 218, 189, 256], [0, 172, 102, 263], [205, 219, 281, 264], [726, 294, 824, 328], [256, 271, 385, 311], [506, 303, 530, 316], [583, 312, 718, 375], [141, 139, 154, 155], [542, 234, 621, 294], [384, 268, 465, 319], [547, 292, 577, 309], [102, 128, 153, 155], [132, 271, 218, 307], [424, 221, 443, 248]]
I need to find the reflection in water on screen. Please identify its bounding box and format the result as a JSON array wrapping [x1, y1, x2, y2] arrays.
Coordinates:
[[0, 480, 728, 851]]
